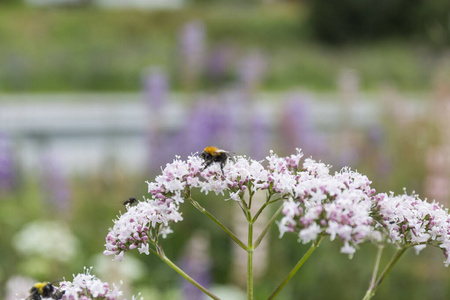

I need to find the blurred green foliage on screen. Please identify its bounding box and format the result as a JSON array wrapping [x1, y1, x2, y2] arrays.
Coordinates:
[[0, 4, 448, 92], [0, 0, 24, 7]]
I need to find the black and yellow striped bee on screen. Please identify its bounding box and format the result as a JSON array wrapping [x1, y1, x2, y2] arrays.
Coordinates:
[[201, 146, 231, 175], [26, 282, 64, 300]]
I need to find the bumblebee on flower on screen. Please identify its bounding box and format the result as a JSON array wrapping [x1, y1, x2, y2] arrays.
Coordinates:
[[26, 282, 64, 300], [201, 146, 231, 175]]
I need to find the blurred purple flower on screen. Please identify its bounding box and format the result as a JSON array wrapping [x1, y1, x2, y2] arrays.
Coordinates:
[[338, 143, 360, 168], [250, 108, 272, 160], [179, 232, 212, 300], [238, 51, 266, 92], [142, 67, 174, 172], [183, 96, 235, 154], [0, 133, 16, 193], [179, 21, 206, 89], [145, 127, 188, 174], [143, 67, 169, 111], [280, 93, 325, 157], [40, 150, 71, 212], [368, 126, 383, 144], [180, 21, 206, 61], [368, 125, 391, 177], [218, 88, 246, 152], [207, 43, 235, 82], [149, 131, 191, 172]]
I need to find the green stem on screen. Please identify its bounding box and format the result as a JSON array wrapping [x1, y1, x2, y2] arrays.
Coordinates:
[[268, 235, 325, 300], [148, 248, 158, 256], [253, 204, 283, 249], [248, 188, 254, 210], [240, 195, 249, 211], [189, 197, 247, 250], [362, 245, 384, 300], [248, 220, 254, 300], [241, 194, 251, 221], [161, 255, 221, 300], [268, 197, 284, 204], [252, 201, 269, 223], [252, 193, 281, 223], [362, 247, 407, 300]]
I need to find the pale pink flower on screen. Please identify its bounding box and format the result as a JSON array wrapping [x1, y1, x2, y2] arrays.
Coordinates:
[[374, 192, 450, 266]]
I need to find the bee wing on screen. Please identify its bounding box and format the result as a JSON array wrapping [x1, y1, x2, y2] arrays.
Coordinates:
[[220, 150, 234, 158], [216, 149, 234, 155], [49, 279, 64, 285]]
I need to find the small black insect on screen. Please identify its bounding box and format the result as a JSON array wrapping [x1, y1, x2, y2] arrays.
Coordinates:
[[123, 197, 138, 207]]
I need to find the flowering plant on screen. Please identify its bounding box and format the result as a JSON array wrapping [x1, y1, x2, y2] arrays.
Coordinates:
[[104, 149, 450, 300], [57, 267, 141, 300], [19, 267, 141, 300]]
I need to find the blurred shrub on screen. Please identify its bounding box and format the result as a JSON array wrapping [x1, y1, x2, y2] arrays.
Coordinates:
[[307, 0, 450, 45]]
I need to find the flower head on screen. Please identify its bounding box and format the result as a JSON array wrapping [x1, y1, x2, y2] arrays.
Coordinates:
[[104, 200, 182, 261], [279, 164, 376, 257], [57, 267, 142, 300], [374, 192, 450, 266], [105, 149, 450, 266]]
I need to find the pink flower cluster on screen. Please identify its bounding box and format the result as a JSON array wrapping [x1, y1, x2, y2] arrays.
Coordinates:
[[104, 149, 450, 265], [278, 162, 376, 257], [104, 150, 307, 260], [374, 192, 450, 266], [57, 267, 141, 300], [104, 200, 182, 261]]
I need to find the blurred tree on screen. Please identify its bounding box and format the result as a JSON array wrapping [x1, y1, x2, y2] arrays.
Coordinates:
[[421, 0, 450, 46], [307, 0, 450, 45]]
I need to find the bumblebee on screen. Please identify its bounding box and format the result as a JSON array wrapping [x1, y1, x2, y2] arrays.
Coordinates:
[[201, 146, 231, 174], [123, 197, 138, 207], [27, 282, 64, 300]]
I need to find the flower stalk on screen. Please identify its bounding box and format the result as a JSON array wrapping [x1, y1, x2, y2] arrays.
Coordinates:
[[268, 234, 325, 300], [365, 244, 384, 298], [362, 247, 407, 300], [254, 204, 283, 249], [189, 196, 247, 250], [161, 254, 221, 300], [247, 220, 254, 300]]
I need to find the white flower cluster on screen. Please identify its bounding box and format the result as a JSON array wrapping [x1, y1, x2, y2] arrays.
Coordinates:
[[104, 149, 450, 265], [105, 151, 306, 261], [57, 267, 142, 300], [278, 162, 376, 257], [105, 156, 199, 261], [104, 200, 183, 261], [374, 192, 450, 266]]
